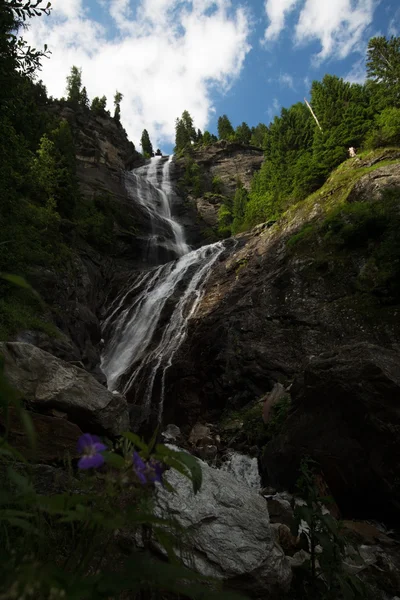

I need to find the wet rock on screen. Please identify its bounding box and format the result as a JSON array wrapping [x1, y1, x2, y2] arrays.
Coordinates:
[[220, 452, 261, 490], [161, 424, 181, 443], [188, 423, 214, 447], [287, 549, 310, 569], [265, 492, 294, 527], [271, 523, 300, 555], [0, 342, 129, 436], [262, 343, 400, 522], [262, 382, 286, 424], [197, 444, 218, 461], [343, 521, 395, 546], [155, 458, 292, 598], [0, 408, 81, 463]]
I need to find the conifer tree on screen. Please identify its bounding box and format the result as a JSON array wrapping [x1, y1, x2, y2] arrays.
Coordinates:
[[174, 110, 197, 152], [114, 91, 123, 122], [80, 86, 89, 108], [367, 36, 400, 108], [141, 129, 153, 157], [66, 66, 82, 105], [235, 122, 251, 144], [91, 95, 107, 115], [217, 114, 235, 140]]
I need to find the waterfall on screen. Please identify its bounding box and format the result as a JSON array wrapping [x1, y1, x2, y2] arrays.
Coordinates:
[[101, 156, 224, 423], [125, 155, 189, 263]]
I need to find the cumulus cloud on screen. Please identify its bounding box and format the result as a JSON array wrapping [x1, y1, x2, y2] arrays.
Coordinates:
[[263, 0, 299, 41], [263, 0, 377, 63], [25, 0, 251, 149], [279, 72, 295, 89]]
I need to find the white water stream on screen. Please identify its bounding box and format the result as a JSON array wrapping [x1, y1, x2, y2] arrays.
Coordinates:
[[101, 156, 225, 421]]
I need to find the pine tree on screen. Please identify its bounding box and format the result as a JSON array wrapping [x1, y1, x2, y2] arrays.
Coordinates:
[[174, 111, 198, 152], [181, 110, 196, 142], [231, 181, 249, 233], [235, 122, 251, 144], [217, 114, 235, 140], [114, 91, 123, 122], [80, 86, 89, 108], [250, 123, 268, 147], [91, 95, 107, 115], [366, 36, 400, 108], [141, 129, 153, 157], [66, 66, 82, 105]]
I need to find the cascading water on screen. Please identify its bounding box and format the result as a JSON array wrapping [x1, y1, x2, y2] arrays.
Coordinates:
[[101, 156, 225, 423], [124, 155, 189, 263]]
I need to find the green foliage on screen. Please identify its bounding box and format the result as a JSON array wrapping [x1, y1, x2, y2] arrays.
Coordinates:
[[0, 359, 246, 600], [366, 36, 400, 109], [287, 224, 316, 247], [292, 460, 366, 600], [174, 110, 197, 153], [217, 114, 235, 140], [212, 175, 223, 193], [217, 203, 233, 238], [202, 130, 218, 146], [364, 107, 400, 148], [74, 193, 121, 251], [66, 65, 83, 105], [223, 394, 291, 449], [250, 123, 268, 148], [231, 36, 400, 235], [140, 128, 153, 157], [235, 121, 251, 144], [1, 1, 51, 77], [231, 183, 249, 234], [180, 157, 204, 198], [113, 90, 123, 122], [90, 95, 107, 115]]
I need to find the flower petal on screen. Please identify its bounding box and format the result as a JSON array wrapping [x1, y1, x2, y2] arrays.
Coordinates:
[[78, 453, 105, 470], [93, 442, 107, 453], [77, 433, 101, 453]]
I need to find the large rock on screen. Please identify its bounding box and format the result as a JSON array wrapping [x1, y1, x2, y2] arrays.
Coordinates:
[[174, 141, 264, 230], [0, 342, 129, 436], [0, 408, 82, 463], [155, 459, 291, 598], [262, 343, 400, 522]]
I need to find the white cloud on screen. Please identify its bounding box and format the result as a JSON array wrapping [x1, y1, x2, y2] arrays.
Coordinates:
[[295, 0, 376, 63], [26, 0, 251, 150], [279, 72, 295, 89], [345, 58, 367, 84], [263, 0, 377, 63], [267, 97, 280, 120], [388, 8, 400, 36], [263, 0, 299, 41]]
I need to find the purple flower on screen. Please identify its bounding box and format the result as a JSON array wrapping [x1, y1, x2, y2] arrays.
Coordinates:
[[132, 452, 164, 485], [77, 434, 107, 469], [132, 451, 148, 484]]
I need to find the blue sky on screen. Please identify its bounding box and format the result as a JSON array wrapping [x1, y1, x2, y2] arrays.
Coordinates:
[[26, 0, 400, 153]]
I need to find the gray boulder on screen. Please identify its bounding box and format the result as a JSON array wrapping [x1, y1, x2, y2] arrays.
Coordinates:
[[0, 342, 129, 436], [155, 458, 292, 598]]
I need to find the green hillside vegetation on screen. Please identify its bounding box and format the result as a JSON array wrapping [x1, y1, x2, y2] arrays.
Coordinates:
[[0, 4, 138, 339], [213, 36, 400, 237], [284, 149, 400, 302]]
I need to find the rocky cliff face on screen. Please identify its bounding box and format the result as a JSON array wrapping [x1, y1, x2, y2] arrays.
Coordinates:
[[163, 150, 400, 523], [16, 103, 147, 381], [175, 141, 264, 230]]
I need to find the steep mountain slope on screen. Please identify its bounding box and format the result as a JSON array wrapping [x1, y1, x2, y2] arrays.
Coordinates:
[[163, 148, 400, 522]]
